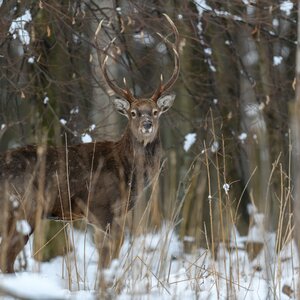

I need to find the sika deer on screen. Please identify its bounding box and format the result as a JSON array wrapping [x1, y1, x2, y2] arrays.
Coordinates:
[[0, 14, 179, 273]]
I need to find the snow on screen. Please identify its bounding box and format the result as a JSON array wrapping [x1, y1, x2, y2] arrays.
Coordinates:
[[280, 0, 293, 16], [194, 0, 211, 38], [183, 133, 196, 152], [0, 273, 69, 299], [183, 235, 195, 243], [16, 220, 31, 235], [89, 124, 96, 131], [70, 106, 79, 114], [195, 0, 243, 26], [81, 133, 92, 143], [28, 56, 35, 64], [9, 195, 19, 209], [9, 10, 32, 45], [204, 48, 212, 55], [247, 203, 257, 215], [238, 132, 247, 143], [43, 96, 49, 105], [242, 0, 255, 4], [211, 140, 219, 153], [194, 0, 211, 17], [156, 42, 167, 54], [273, 55, 283, 66], [223, 183, 230, 195], [60, 118, 67, 125], [207, 60, 216, 72], [273, 18, 279, 27], [242, 0, 256, 15], [0, 218, 296, 299], [133, 31, 155, 47], [72, 33, 80, 44]]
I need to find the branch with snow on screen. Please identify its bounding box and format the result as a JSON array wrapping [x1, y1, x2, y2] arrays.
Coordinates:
[[183, 133, 196, 152], [9, 10, 32, 45]]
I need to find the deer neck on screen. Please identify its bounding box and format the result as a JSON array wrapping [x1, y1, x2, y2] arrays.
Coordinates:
[[119, 125, 161, 190], [120, 125, 161, 163]]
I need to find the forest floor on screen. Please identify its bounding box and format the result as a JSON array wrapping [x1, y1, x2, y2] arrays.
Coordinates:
[[0, 220, 298, 299]]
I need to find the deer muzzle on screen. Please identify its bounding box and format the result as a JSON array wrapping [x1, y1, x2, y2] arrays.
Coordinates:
[[141, 120, 153, 134]]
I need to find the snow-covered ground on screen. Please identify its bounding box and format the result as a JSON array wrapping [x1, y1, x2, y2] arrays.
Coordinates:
[[0, 221, 298, 299]]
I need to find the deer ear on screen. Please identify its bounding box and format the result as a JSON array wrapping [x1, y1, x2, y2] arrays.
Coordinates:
[[113, 98, 130, 117], [157, 92, 176, 114]]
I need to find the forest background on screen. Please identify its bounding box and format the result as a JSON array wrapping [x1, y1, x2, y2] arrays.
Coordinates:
[[0, 0, 299, 292]]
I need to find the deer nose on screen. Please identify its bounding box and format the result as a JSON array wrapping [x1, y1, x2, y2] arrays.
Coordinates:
[[143, 120, 152, 130]]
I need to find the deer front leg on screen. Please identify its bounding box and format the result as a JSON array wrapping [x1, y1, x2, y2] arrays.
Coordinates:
[[93, 221, 125, 269], [88, 205, 124, 269], [90, 206, 114, 269], [93, 225, 112, 269]]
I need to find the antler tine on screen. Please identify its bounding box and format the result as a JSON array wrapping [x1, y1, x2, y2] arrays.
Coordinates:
[[151, 13, 180, 102], [102, 47, 136, 103]]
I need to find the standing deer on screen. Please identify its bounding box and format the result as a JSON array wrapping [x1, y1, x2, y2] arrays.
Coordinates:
[[0, 14, 179, 273]]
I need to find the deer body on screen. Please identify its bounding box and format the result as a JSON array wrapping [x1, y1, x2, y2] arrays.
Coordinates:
[[0, 96, 175, 273], [0, 14, 179, 273]]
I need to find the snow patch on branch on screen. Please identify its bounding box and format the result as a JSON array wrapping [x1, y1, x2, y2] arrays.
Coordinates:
[[9, 10, 32, 45], [59, 118, 67, 125], [81, 133, 92, 143], [238, 132, 247, 143], [195, 0, 211, 35], [211, 140, 219, 153], [223, 183, 230, 195], [280, 0, 293, 16], [273, 55, 283, 66], [183, 133, 196, 152], [28, 56, 35, 64]]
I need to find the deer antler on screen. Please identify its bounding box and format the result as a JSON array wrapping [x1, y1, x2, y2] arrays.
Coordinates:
[[102, 13, 179, 103], [151, 13, 180, 102], [102, 52, 136, 103]]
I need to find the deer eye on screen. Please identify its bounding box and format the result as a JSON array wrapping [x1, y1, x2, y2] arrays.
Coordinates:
[[153, 109, 158, 117], [131, 110, 137, 118]]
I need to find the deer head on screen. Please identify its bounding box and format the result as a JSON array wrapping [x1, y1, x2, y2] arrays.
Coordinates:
[[102, 14, 179, 145]]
